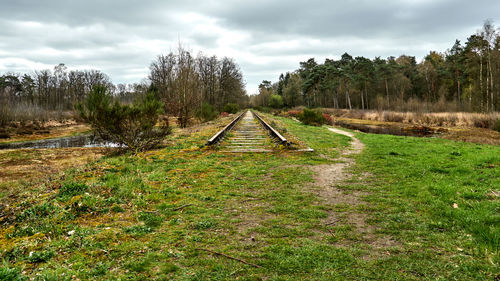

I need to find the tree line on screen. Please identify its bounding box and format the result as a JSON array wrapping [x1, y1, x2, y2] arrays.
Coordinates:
[[252, 21, 500, 113], [149, 45, 248, 127], [0, 64, 113, 111], [1, 46, 248, 125]]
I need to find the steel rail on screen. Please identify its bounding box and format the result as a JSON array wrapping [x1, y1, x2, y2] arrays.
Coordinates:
[[206, 111, 246, 146], [251, 111, 289, 146]]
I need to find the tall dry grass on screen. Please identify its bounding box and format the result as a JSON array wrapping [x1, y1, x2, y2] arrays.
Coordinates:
[[0, 101, 77, 127], [322, 108, 500, 129]]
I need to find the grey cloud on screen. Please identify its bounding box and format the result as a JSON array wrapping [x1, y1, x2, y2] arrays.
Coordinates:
[[0, 0, 499, 94]]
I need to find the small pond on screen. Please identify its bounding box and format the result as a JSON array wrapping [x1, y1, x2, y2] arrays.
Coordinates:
[[0, 134, 121, 150], [335, 121, 442, 137]]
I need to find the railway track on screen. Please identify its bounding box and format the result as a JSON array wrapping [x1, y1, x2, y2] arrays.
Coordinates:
[[207, 110, 287, 153]]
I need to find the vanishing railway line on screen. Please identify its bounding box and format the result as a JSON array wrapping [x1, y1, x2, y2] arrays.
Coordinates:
[[207, 111, 288, 153]]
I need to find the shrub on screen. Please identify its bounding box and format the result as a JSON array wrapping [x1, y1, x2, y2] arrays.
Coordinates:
[[197, 102, 217, 122], [473, 117, 492, 128], [223, 103, 240, 114], [287, 110, 302, 117], [297, 108, 326, 126], [493, 119, 500, 132], [269, 94, 284, 109], [322, 113, 334, 125], [76, 86, 171, 152]]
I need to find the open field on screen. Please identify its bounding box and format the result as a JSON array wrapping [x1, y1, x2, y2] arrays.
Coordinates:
[[0, 113, 498, 280]]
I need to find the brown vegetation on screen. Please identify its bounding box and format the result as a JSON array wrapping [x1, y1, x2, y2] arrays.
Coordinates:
[[0, 120, 90, 143], [322, 108, 500, 129]]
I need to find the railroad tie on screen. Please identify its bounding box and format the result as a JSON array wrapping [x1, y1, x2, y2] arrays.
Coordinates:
[[220, 111, 273, 153]]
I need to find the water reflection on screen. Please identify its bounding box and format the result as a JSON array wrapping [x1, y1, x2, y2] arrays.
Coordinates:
[[0, 135, 121, 150], [334, 121, 438, 137]]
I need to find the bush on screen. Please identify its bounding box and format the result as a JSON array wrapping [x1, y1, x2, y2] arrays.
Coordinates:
[[254, 106, 271, 113], [197, 102, 217, 122], [493, 119, 500, 132], [223, 103, 240, 114], [76, 86, 171, 152], [473, 117, 493, 128], [269, 94, 284, 109], [322, 113, 334, 125], [287, 110, 302, 117], [297, 108, 326, 126]]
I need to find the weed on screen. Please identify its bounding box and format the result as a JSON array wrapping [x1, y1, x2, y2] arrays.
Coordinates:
[[138, 212, 163, 228], [123, 225, 153, 236], [0, 264, 27, 281], [193, 219, 217, 230], [58, 181, 88, 199], [27, 250, 55, 263], [33, 272, 71, 281]]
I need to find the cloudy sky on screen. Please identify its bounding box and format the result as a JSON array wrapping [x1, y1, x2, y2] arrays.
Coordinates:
[[0, 0, 499, 94]]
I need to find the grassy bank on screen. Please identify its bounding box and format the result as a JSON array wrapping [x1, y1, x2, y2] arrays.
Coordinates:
[[0, 114, 498, 280]]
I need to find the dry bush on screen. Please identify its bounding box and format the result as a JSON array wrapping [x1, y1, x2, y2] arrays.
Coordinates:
[[322, 108, 348, 118], [472, 115, 495, 128], [287, 110, 302, 117], [322, 113, 334, 125], [383, 111, 405, 123]]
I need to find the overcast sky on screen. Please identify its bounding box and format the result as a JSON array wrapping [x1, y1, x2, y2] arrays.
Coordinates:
[[0, 0, 499, 94]]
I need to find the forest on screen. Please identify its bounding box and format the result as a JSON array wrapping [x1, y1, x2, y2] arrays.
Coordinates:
[[0, 46, 247, 126], [252, 21, 500, 113]]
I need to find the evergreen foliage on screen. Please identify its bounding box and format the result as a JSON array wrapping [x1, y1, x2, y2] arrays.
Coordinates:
[[297, 108, 326, 126], [76, 86, 170, 152], [197, 102, 217, 122], [222, 103, 240, 114]]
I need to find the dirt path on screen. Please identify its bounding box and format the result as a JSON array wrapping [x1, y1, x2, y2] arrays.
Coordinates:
[[310, 127, 397, 253], [310, 127, 364, 190]]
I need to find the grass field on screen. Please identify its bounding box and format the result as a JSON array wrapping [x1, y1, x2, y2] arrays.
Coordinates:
[[0, 114, 498, 280]]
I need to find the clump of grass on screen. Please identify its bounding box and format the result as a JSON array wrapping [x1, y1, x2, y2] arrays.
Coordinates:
[[138, 212, 163, 228], [0, 264, 27, 281], [192, 219, 217, 230], [16, 202, 57, 222], [27, 250, 55, 263], [58, 182, 89, 199], [123, 225, 153, 236]]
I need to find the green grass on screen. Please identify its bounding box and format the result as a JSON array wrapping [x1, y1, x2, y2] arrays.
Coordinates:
[[0, 114, 498, 280]]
